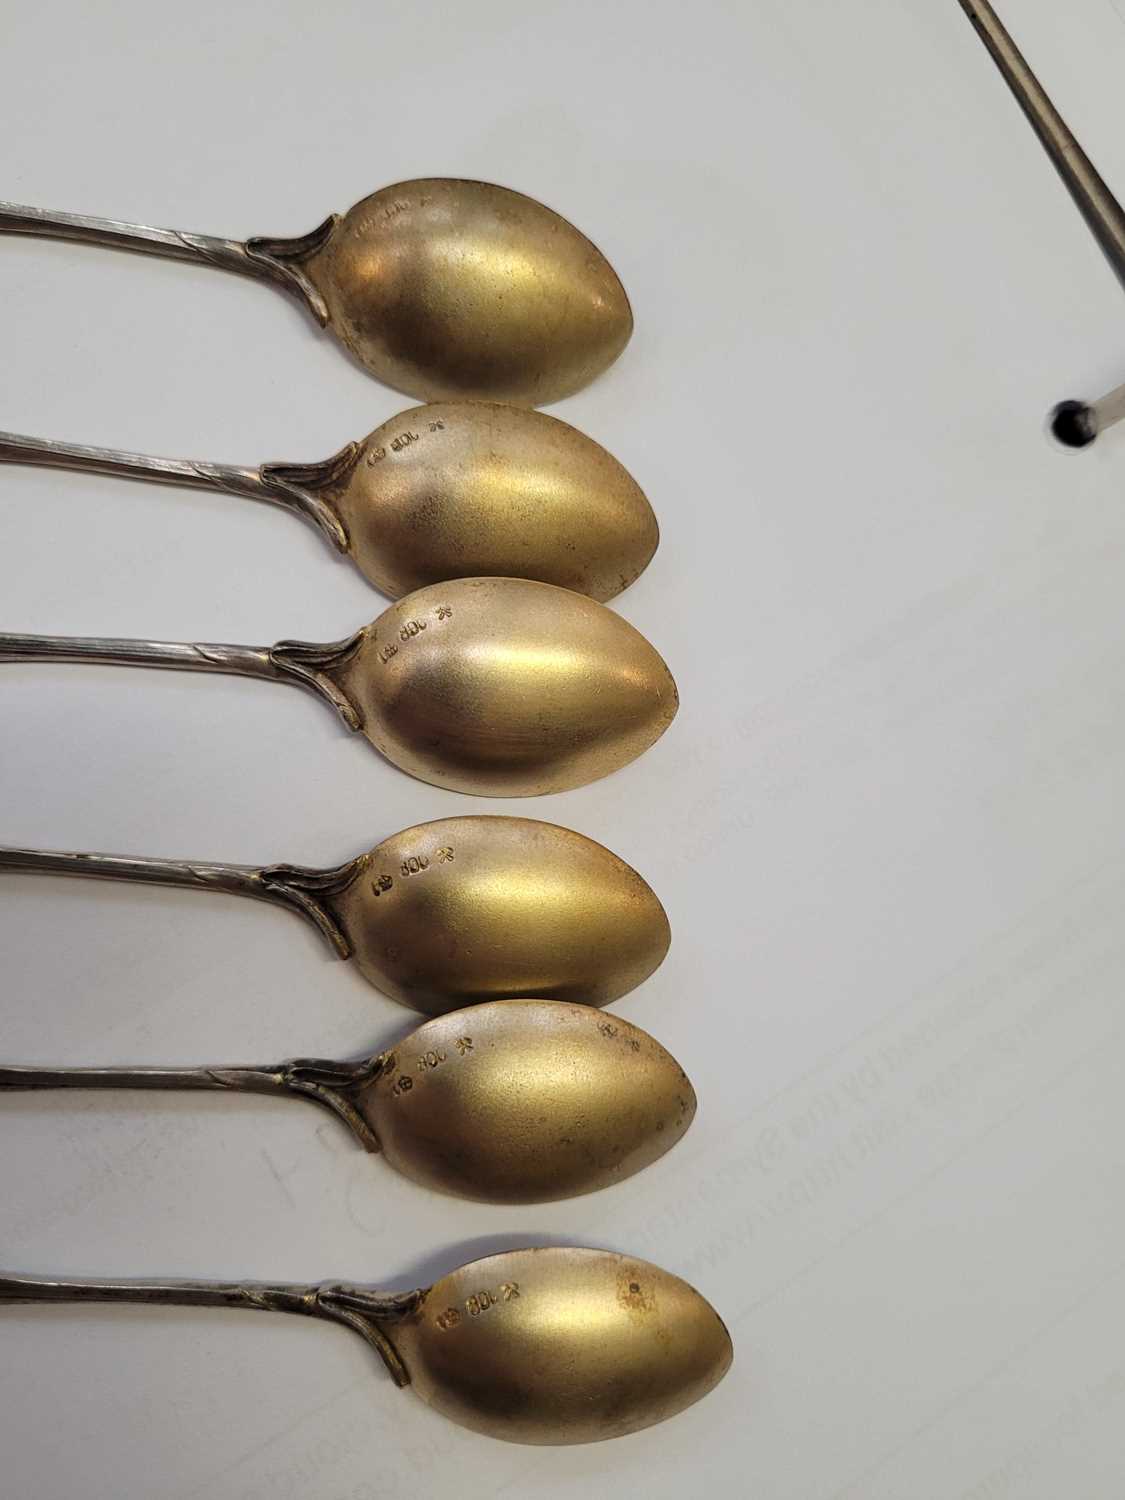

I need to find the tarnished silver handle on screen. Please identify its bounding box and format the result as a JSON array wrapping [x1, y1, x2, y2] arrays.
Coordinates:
[[0, 430, 353, 552], [0, 1271, 421, 1383], [0, 632, 278, 678], [0, 429, 261, 493], [0, 1062, 281, 1093], [0, 842, 365, 959], [0, 842, 271, 897], [0, 201, 260, 274], [0, 1052, 388, 1152], [0, 1272, 318, 1314], [0, 200, 336, 324], [0, 627, 367, 730]]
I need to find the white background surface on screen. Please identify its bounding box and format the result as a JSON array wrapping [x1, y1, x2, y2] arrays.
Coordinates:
[[2, 0, 1125, 1494]]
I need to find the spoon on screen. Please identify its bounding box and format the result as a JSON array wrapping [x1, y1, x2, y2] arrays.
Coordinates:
[[0, 1246, 732, 1444], [0, 577, 677, 795], [0, 402, 658, 601], [0, 180, 633, 405], [0, 816, 670, 1012], [0, 1000, 695, 1203]]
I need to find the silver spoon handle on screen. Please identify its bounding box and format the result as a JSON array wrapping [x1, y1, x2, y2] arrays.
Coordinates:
[[0, 429, 257, 493], [0, 843, 364, 959], [0, 1271, 318, 1314], [0, 627, 365, 729], [0, 201, 336, 323], [957, 0, 1125, 290], [0, 843, 269, 896], [0, 631, 276, 678], [0, 431, 352, 552], [0, 1062, 276, 1091], [0, 1272, 420, 1382], [0, 202, 258, 274], [0, 1054, 387, 1152]]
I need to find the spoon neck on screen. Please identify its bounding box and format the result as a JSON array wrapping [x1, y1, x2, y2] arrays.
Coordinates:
[[0, 1055, 388, 1153], [958, 0, 1125, 289], [252, 855, 368, 956], [0, 842, 365, 959], [243, 1054, 389, 1150], [0, 202, 337, 324], [0, 431, 354, 554], [264, 628, 368, 730], [0, 1273, 422, 1385]]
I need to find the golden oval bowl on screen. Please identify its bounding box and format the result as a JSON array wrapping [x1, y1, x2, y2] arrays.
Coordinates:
[[307, 179, 633, 406]]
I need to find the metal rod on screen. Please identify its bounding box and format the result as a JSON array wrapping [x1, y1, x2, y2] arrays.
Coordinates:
[[958, 1, 1125, 444], [957, 0, 1125, 291], [1050, 379, 1125, 449]]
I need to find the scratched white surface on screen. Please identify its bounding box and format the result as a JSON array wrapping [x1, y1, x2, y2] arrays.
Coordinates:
[[2, 0, 1125, 1495]]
